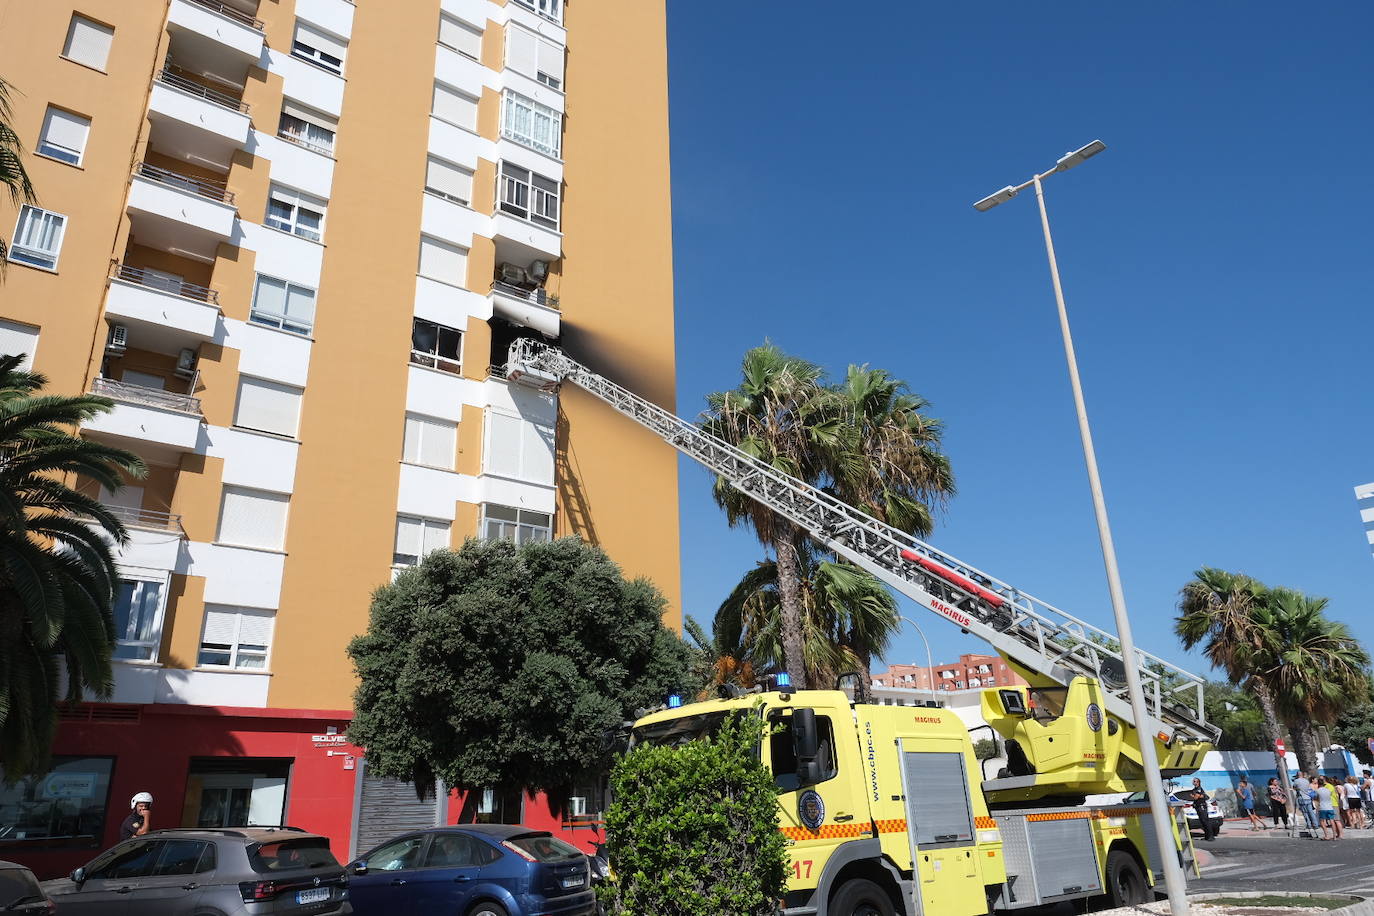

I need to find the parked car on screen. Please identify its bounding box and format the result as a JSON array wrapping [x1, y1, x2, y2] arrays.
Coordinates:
[[347, 824, 595, 916], [40, 826, 350, 915], [0, 860, 55, 914], [1123, 790, 1225, 836]]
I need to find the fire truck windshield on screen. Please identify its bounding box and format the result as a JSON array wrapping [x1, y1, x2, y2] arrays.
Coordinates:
[[630, 711, 735, 748]]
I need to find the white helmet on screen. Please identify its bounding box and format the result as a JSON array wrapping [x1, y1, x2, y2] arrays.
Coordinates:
[[130, 792, 153, 809]]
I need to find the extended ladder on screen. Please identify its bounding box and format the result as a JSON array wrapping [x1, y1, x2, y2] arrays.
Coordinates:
[[507, 339, 1218, 746]]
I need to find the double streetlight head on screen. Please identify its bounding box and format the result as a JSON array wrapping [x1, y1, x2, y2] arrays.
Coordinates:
[[972, 140, 1107, 211]]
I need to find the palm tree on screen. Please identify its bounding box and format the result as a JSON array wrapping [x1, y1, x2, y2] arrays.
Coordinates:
[[703, 344, 843, 687], [683, 615, 756, 696], [0, 356, 145, 777], [0, 76, 38, 267]]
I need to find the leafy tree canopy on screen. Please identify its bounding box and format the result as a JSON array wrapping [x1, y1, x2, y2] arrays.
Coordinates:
[[347, 537, 693, 796]]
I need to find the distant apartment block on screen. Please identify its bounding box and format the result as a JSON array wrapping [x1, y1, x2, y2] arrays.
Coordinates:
[[1357, 482, 1374, 559], [873, 653, 1027, 693]]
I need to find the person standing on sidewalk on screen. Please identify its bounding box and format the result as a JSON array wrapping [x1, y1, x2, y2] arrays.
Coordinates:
[[1238, 777, 1265, 831], [1266, 777, 1290, 829], [1315, 776, 1340, 840], [1293, 770, 1319, 832], [1361, 770, 1373, 828], [1189, 777, 1217, 841], [1344, 775, 1365, 830]]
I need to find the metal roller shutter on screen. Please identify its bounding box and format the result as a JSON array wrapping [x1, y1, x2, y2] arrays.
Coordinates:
[[353, 761, 444, 859]]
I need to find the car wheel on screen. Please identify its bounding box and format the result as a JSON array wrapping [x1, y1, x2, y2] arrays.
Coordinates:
[[467, 904, 509, 916], [1105, 849, 1149, 908], [829, 878, 895, 916]]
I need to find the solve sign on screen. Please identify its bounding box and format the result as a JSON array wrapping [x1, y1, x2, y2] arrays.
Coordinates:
[[312, 735, 348, 747]]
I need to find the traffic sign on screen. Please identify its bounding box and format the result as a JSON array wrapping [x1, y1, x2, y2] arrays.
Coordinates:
[[1275, 739, 1286, 753]]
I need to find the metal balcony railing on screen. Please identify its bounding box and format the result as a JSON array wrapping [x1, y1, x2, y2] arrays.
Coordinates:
[[92, 377, 203, 415], [182, 0, 264, 31], [104, 505, 188, 537], [156, 69, 250, 114], [135, 161, 235, 205], [111, 264, 219, 305], [490, 281, 560, 310]]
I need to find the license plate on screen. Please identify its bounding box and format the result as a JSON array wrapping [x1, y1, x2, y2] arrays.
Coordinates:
[[296, 887, 331, 905], [561, 876, 584, 889]]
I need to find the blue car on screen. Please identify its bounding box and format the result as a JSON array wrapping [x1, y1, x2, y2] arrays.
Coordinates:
[[347, 824, 595, 916]]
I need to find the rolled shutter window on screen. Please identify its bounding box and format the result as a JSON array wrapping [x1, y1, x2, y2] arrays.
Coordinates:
[[63, 16, 114, 70], [433, 83, 478, 129], [537, 38, 564, 85], [506, 25, 537, 76], [440, 14, 483, 58]]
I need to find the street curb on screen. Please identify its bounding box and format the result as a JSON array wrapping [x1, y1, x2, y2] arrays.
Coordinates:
[[1191, 891, 1372, 915]]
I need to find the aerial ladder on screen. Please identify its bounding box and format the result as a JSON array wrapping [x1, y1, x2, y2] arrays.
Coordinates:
[[507, 338, 1218, 803]]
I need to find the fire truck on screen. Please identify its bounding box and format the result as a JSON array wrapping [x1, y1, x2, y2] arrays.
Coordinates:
[[507, 341, 1218, 916]]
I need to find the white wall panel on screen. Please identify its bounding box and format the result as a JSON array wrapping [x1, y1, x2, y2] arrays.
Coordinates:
[[181, 541, 286, 608], [295, 0, 355, 39], [234, 224, 325, 287], [268, 49, 346, 116], [405, 364, 485, 422], [420, 193, 488, 249], [225, 320, 313, 387], [434, 45, 495, 99], [254, 131, 335, 198], [413, 275, 489, 329], [474, 474, 555, 514], [156, 668, 271, 706], [396, 463, 479, 520], [428, 116, 488, 167]]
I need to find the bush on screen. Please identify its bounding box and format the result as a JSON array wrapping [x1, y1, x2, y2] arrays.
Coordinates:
[[603, 710, 788, 916]]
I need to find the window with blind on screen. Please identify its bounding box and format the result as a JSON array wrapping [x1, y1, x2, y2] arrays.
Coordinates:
[[394, 515, 451, 566], [505, 24, 564, 90], [433, 82, 478, 131], [216, 486, 290, 551], [291, 21, 347, 74], [233, 377, 303, 438], [417, 235, 468, 287], [266, 185, 326, 241], [250, 274, 316, 335], [424, 156, 473, 206], [500, 90, 561, 157], [8, 206, 67, 270], [403, 414, 457, 469], [484, 409, 554, 484], [410, 318, 462, 373], [62, 15, 114, 71], [498, 162, 560, 230], [277, 100, 336, 155], [0, 319, 39, 369], [38, 107, 90, 165], [438, 13, 482, 59], [481, 505, 551, 545], [198, 605, 274, 670], [512, 0, 561, 24]]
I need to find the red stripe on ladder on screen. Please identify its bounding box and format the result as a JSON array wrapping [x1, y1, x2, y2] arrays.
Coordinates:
[[900, 550, 1006, 609]]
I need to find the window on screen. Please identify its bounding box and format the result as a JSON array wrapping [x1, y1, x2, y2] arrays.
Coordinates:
[[291, 21, 346, 75], [410, 318, 462, 373], [505, 24, 564, 90], [433, 82, 477, 131], [366, 835, 426, 871], [438, 13, 482, 59], [500, 90, 561, 157], [62, 15, 114, 71], [217, 486, 290, 551], [37, 106, 90, 165], [424, 156, 473, 206], [153, 840, 216, 876], [393, 515, 450, 567], [198, 605, 274, 670], [277, 100, 336, 155], [250, 274, 316, 335], [483, 409, 554, 483], [266, 185, 326, 241], [0, 319, 39, 369], [475, 788, 523, 824], [417, 235, 468, 287], [233, 377, 303, 438], [8, 206, 67, 270], [0, 756, 114, 850], [498, 162, 559, 230], [512, 0, 561, 24], [403, 414, 456, 469], [112, 576, 167, 661], [769, 712, 837, 792], [481, 505, 551, 545], [425, 833, 498, 868]]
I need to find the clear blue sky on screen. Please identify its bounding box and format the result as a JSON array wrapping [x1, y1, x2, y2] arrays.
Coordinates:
[[663, 2, 1374, 679]]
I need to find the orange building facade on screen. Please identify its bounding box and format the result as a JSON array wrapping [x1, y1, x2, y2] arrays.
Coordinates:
[[874, 654, 1028, 693]]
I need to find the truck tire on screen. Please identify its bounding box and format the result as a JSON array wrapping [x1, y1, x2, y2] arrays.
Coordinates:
[[829, 878, 895, 916], [1105, 849, 1148, 907]]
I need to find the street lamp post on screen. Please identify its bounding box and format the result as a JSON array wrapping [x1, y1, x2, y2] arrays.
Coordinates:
[[974, 141, 1191, 916], [896, 614, 938, 704]]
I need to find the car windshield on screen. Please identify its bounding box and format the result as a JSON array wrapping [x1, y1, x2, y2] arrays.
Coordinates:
[[630, 712, 734, 748], [0, 868, 42, 909], [248, 838, 339, 873], [505, 833, 582, 862]]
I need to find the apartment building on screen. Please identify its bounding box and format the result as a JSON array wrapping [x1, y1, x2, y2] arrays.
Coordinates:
[[1357, 482, 1374, 560], [0, 0, 679, 873], [873, 653, 1027, 693]]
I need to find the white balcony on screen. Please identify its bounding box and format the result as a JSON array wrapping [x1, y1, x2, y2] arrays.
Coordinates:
[[489, 281, 559, 337], [168, 0, 265, 65], [106, 506, 188, 571], [492, 212, 560, 260], [105, 265, 222, 347], [148, 72, 251, 170], [126, 162, 237, 261], [85, 378, 204, 454]]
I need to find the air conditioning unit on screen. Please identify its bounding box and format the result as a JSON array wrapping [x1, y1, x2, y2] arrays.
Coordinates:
[[498, 262, 529, 286], [174, 348, 197, 379], [528, 259, 549, 282], [106, 325, 129, 353]]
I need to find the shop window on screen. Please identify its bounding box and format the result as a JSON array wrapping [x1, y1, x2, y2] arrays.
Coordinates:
[[0, 756, 114, 850], [184, 758, 290, 828], [474, 788, 523, 824]]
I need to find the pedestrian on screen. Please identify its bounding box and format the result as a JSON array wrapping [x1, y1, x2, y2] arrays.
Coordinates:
[[1293, 770, 1319, 832], [1362, 770, 1374, 828], [1338, 775, 1352, 829], [119, 792, 154, 842], [1266, 777, 1289, 829], [1315, 776, 1339, 840], [1189, 777, 1216, 841], [1237, 776, 1264, 831], [1345, 775, 1365, 830]]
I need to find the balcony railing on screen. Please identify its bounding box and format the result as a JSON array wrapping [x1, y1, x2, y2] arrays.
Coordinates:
[[182, 0, 264, 31], [111, 264, 219, 305], [135, 161, 235, 205], [490, 281, 559, 310], [104, 505, 188, 537], [92, 377, 203, 415], [155, 69, 250, 114]]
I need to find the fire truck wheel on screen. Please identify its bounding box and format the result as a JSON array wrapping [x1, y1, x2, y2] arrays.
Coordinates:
[[1105, 849, 1149, 907], [829, 878, 895, 916]]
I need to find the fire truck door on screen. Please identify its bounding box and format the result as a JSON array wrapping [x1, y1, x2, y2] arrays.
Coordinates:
[[897, 740, 987, 916]]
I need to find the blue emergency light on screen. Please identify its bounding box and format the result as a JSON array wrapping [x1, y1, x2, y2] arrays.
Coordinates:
[[667, 694, 683, 708], [775, 672, 792, 689]]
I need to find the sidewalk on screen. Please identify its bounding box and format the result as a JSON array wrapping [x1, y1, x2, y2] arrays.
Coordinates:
[[1217, 816, 1374, 839]]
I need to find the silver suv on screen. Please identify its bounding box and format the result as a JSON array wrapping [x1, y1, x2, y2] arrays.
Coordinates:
[[40, 826, 350, 915]]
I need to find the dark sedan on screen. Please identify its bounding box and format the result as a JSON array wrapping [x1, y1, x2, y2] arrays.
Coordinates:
[[347, 824, 594, 916]]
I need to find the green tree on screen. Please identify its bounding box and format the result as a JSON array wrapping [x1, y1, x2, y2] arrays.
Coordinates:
[[1331, 691, 1374, 766], [347, 537, 694, 797], [683, 615, 755, 696], [602, 709, 788, 916], [0, 77, 37, 268], [1203, 681, 1267, 750], [0, 356, 145, 777]]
